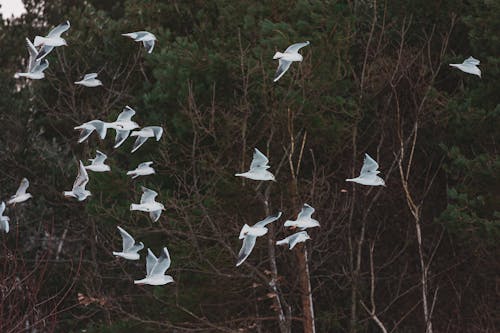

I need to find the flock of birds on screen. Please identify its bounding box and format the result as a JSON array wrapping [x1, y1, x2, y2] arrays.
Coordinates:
[[2, 19, 481, 286]]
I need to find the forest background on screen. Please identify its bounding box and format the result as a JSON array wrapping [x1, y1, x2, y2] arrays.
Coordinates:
[[0, 0, 498, 332]]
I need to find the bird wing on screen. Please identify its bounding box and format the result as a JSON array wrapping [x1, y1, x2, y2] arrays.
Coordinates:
[[116, 106, 136, 121], [15, 178, 30, 196], [114, 130, 130, 148], [140, 187, 158, 204], [254, 211, 282, 228], [250, 148, 270, 170], [150, 126, 163, 140], [117, 226, 136, 252], [25, 38, 38, 71], [31, 59, 49, 74], [297, 203, 315, 220], [236, 235, 257, 266], [138, 161, 153, 168], [273, 59, 292, 82], [73, 161, 89, 191], [143, 39, 155, 54], [92, 150, 107, 165], [464, 56, 480, 65], [360, 153, 380, 175], [145, 248, 158, 276], [35, 45, 54, 62], [149, 210, 162, 222], [131, 136, 149, 153], [150, 247, 171, 276], [47, 20, 70, 37], [284, 41, 310, 54], [0, 201, 5, 215], [83, 73, 98, 80]]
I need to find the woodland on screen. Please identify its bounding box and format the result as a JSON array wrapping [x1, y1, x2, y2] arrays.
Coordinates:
[[0, 0, 498, 332]]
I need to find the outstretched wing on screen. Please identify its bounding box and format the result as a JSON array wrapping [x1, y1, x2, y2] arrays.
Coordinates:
[[274, 59, 292, 82], [73, 161, 89, 190], [131, 136, 149, 153], [0, 201, 6, 215], [150, 247, 171, 276], [32, 59, 49, 73], [25, 38, 38, 71], [83, 73, 98, 80], [92, 150, 107, 165], [464, 56, 480, 65], [16, 178, 30, 196], [149, 210, 162, 222], [138, 161, 153, 169], [117, 226, 136, 252], [145, 248, 158, 276], [143, 39, 155, 54], [297, 203, 315, 220], [236, 235, 257, 266], [116, 106, 136, 121], [250, 148, 270, 170], [114, 130, 130, 148], [47, 20, 70, 38], [254, 211, 282, 228], [284, 41, 310, 54], [140, 187, 158, 204], [360, 153, 380, 175]]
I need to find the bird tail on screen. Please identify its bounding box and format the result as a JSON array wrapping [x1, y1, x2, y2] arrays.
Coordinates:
[[283, 220, 296, 228], [63, 191, 74, 198], [345, 178, 354, 182], [273, 52, 284, 60], [130, 204, 140, 211]]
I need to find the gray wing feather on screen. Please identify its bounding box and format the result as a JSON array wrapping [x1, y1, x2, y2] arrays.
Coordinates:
[[250, 148, 270, 170], [360, 153, 379, 175], [92, 150, 107, 165], [254, 211, 282, 228], [73, 161, 89, 190], [131, 136, 148, 153], [284, 41, 310, 54], [117, 106, 135, 121], [274, 59, 292, 82], [146, 249, 158, 276], [117, 226, 135, 251], [150, 247, 171, 276], [149, 210, 162, 222], [47, 21, 70, 37], [114, 130, 130, 148], [16, 178, 30, 196], [297, 204, 315, 220], [236, 235, 257, 266], [138, 161, 153, 168], [140, 187, 158, 204], [143, 39, 155, 53]]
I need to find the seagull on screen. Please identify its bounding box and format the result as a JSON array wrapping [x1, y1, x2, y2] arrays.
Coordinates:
[[7, 178, 33, 205], [235, 148, 275, 181], [276, 231, 311, 250], [122, 31, 157, 54], [127, 161, 155, 179], [449, 56, 481, 77], [273, 41, 310, 82], [63, 161, 91, 201], [130, 187, 165, 222], [0, 202, 10, 233], [74, 120, 107, 143], [236, 212, 282, 266], [112, 226, 144, 260], [34, 20, 71, 61], [134, 247, 174, 286], [106, 106, 140, 148], [14, 38, 49, 80], [75, 73, 102, 87], [284, 204, 320, 230], [84, 150, 111, 172], [346, 153, 386, 186], [130, 126, 163, 153]]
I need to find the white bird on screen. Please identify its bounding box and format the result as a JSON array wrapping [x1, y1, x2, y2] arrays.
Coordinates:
[[130, 126, 163, 153], [236, 212, 282, 266], [235, 148, 275, 181], [273, 41, 310, 82], [112, 226, 144, 260], [449, 56, 481, 77], [346, 153, 386, 186], [34, 20, 71, 61], [127, 161, 155, 179], [134, 247, 174, 286], [14, 38, 49, 80], [130, 187, 165, 222], [7, 178, 33, 205], [84, 150, 111, 172], [106, 106, 140, 148], [276, 231, 311, 250], [63, 161, 91, 201], [74, 120, 107, 143], [0, 202, 10, 233], [74, 73, 102, 87], [284, 204, 320, 230], [122, 31, 157, 54]]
